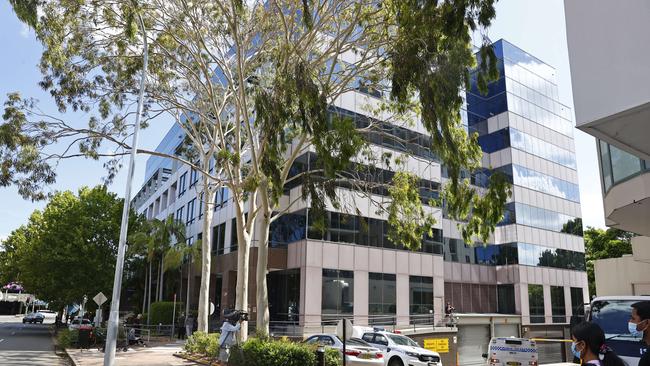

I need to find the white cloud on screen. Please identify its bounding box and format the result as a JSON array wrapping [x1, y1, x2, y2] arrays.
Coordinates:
[[20, 23, 30, 38]]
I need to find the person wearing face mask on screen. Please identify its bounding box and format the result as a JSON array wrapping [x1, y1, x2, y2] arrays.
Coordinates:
[[630, 301, 650, 366], [571, 322, 626, 366]]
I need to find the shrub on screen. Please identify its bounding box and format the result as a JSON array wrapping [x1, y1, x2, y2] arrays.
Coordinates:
[[148, 301, 184, 325], [324, 348, 343, 366], [57, 329, 78, 348], [184, 331, 221, 357], [229, 338, 316, 366]]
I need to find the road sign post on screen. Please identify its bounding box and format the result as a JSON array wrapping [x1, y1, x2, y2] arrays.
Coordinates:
[[336, 319, 353, 366]]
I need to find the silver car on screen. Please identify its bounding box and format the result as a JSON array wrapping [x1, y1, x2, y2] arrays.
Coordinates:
[[305, 334, 384, 365]]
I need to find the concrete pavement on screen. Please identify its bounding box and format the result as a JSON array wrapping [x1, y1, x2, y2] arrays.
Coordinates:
[[66, 341, 198, 366], [0, 314, 71, 366]]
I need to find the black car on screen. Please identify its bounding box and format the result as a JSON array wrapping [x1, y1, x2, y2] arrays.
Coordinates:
[[23, 312, 45, 324]]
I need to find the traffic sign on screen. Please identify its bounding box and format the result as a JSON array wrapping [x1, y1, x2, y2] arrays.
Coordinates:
[[93, 292, 108, 306], [336, 318, 353, 340]]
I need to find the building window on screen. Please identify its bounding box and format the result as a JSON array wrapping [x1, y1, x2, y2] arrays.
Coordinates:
[[178, 172, 187, 197], [497, 284, 516, 314], [551, 286, 566, 323], [189, 168, 198, 188], [570, 287, 585, 322], [528, 284, 545, 323], [368, 273, 396, 324], [444, 282, 497, 313], [186, 198, 196, 225], [322, 269, 354, 321], [212, 223, 226, 255], [409, 276, 433, 324], [175, 206, 184, 223], [214, 187, 229, 211]]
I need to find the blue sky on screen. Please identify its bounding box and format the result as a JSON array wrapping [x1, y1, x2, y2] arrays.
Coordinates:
[[0, 0, 606, 241]]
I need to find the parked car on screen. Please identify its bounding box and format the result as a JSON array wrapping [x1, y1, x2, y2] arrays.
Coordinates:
[[359, 330, 442, 366], [23, 312, 45, 324], [68, 317, 93, 330], [304, 334, 384, 365], [482, 337, 538, 366]]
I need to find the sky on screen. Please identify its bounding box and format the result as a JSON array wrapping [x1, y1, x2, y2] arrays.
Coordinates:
[[0, 0, 606, 242]]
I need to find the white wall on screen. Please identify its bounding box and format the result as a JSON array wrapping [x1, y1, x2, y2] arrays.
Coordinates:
[[565, 0, 650, 126]]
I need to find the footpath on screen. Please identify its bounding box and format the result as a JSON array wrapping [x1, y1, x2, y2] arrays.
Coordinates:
[[66, 341, 199, 366]]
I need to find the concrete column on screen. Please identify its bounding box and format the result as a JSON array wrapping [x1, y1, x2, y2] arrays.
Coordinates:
[[543, 285, 552, 324], [353, 270, 369, 325], [396, 274, 409, 326], [301, 266, 322, 326]]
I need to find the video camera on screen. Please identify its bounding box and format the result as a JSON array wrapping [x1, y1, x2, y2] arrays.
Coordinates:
[[224, 309, 249, 324]]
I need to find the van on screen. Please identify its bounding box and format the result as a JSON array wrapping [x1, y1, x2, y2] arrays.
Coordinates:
[[483, 337, 538, 366]]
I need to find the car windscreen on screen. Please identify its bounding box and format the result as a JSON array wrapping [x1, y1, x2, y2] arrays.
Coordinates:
[[387, 334, 419, 347], [590, 300, 637, 339]]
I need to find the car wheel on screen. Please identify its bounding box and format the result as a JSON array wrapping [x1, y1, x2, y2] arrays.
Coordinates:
[[22, 320, 26, 324], [388, 356, 404, 366]]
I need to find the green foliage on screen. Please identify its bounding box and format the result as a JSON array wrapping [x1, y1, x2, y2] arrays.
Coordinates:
[[184, 331, 221, 357], [324, 347, 343, 366], [0, 186, 142, 309], [584, 227, 634, 296], [387, 171, 437, 250], [149, 301, 184, 325], [57, 329, 78, 348], [229, 337, 317, 366]]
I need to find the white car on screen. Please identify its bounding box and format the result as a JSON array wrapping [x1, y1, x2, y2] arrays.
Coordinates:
[[360, 330, 442, 366], [304, 334, 384, 365], [68, 317, 93, 330], [483, 337, 538, 366]]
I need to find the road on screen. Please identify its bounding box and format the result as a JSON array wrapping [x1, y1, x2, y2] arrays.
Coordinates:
[[0, 314, 71, 366]]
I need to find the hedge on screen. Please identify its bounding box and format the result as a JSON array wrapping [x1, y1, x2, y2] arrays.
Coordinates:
[[227, 337, 343, 366], [148, 301, 184, 325], [184, 331, 221, 358]]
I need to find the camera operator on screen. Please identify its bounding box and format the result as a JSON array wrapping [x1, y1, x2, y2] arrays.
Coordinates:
[[218, 310, 247, 363]]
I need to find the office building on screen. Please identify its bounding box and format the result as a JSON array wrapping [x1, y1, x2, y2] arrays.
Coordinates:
[[132, 39, 586, 365]]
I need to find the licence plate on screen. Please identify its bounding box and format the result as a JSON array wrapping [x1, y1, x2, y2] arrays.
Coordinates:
[[507, 362, 521, 366], [359, 353, 372, 359], [428, 363, 438, 366]]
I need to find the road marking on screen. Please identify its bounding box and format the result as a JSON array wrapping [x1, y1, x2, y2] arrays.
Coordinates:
[[0, 339, 4, 343]]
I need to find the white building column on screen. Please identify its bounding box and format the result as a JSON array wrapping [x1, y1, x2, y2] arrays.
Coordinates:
[[396, 274, 410, 326], [354, 270, 369, 325]]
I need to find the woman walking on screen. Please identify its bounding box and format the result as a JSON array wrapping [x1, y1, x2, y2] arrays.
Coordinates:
[[571, 322, 625, 366]]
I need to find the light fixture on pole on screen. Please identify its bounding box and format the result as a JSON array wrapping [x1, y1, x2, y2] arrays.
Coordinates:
[[103, 9, 148, 366]]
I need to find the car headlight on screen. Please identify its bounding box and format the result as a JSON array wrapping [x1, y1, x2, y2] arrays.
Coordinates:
[[405, 351, 420, 358]]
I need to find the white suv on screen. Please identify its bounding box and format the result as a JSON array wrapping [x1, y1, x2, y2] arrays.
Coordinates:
[[360, 330, 442, 366]]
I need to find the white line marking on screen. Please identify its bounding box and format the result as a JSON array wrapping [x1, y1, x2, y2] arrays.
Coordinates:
[[0, 339, 4, 343]]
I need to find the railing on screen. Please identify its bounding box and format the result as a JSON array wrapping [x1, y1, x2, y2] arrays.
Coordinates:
[[246, 313, 455, 338]]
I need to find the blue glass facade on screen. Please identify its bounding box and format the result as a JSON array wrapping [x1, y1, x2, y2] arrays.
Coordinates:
[[467, 39, 582, 235]]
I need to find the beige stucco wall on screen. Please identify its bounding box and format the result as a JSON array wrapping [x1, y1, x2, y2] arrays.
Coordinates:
[[594, 237, 650, 296]]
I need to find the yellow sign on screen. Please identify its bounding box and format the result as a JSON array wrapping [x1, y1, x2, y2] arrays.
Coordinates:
[[424, 338, 449, 353]]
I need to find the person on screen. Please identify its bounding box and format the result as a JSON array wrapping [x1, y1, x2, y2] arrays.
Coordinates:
[[219, 312, 244, 363], [445, 301, 455, 315], [185, 314, 194, 338], [630, 301, 650, 366], [571, 322, 625, 366], [177, 314, 186, 340], [133, 314, 142, 337]]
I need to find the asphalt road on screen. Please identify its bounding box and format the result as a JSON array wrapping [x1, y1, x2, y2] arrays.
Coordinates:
[[0, 315, 71, 366]]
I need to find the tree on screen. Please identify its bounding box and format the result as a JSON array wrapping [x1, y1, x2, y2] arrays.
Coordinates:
[[0, 186, 142, 310], [584, 227, 634, 296], [4, 0, 509, 336]]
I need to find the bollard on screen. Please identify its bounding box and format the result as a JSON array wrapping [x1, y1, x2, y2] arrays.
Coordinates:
[[317, 345, 325, 366]]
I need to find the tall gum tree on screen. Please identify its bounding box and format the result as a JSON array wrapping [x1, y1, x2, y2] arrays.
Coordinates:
[[3, 0, 510, 336]]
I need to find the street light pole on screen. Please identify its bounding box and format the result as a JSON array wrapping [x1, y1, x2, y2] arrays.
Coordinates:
[[103, 11, 148, 366]]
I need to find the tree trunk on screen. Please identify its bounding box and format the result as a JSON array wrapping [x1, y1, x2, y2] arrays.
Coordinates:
[[185, 255, 192, 317], [255, 190, 271, 336], [147, 260, 152, 324], [142, 266, 148, 314], [235, 200, 252, 341], [178, 263, 183, 313], [160, 256, 165, 301], [197, 181, 214, 332], [155, 259, 160, 302]]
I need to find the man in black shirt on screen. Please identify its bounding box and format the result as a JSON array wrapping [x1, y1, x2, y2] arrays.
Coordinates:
[[631, 301, 650, 366]]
